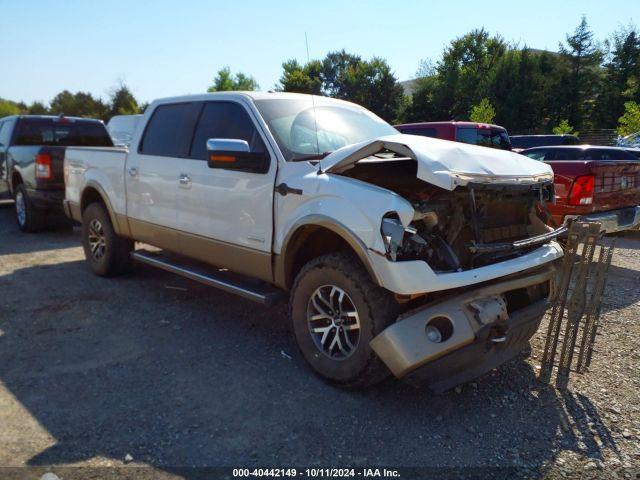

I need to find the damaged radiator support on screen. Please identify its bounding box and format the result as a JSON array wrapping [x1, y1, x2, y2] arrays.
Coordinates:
[[539, 221, 615, 389]]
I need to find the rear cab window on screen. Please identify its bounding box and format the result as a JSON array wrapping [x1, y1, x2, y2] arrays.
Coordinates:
[[13, 118, 113, 147]]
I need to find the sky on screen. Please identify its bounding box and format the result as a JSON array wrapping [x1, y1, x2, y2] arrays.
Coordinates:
[[1, 0, 638, 105]]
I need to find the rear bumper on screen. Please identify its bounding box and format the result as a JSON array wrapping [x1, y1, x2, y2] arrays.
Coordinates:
[[27, 188, 65, 211], [565, 205, 640, 233], [370, 265, 555, 391], [63, 199, 81, 222]]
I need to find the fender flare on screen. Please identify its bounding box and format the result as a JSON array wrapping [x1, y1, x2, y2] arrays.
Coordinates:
[[275, 214, 382, 290], [80, 181, 128, 236]]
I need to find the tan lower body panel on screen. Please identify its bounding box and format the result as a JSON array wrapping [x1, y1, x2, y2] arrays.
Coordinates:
[[127, 218, 273, 283], [371, 265, 555, 378]]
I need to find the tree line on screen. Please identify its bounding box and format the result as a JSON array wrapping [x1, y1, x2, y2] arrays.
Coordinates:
[[2, 16, 639, 136], [0, 84, 143, 123]]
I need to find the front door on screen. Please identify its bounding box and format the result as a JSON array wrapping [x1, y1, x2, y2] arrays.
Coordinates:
[[176, 100, 276, 281]]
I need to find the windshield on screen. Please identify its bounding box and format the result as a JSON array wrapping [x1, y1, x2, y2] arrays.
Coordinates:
[[254, 98, 397, 161]]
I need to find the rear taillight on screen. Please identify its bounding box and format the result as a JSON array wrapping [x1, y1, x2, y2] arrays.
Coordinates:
[[35, 153, 52, 180], [568, 174, 595, 206]]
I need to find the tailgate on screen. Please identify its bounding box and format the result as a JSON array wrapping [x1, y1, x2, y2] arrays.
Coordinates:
[[592, 161, 640, 212], [37, 147, 66, 190]]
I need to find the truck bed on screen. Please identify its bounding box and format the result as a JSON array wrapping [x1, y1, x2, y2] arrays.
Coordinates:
[[549, 160, 640, 224], [64, 146, 129, 216]]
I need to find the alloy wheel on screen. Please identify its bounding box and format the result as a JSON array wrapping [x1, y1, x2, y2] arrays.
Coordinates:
[[15, 191, 26, 227], [307, 285, 361, 359], [87, 219, 106, 260]]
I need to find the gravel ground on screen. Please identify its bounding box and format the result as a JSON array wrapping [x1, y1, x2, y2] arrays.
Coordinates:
[[0, 199, 638, 479]]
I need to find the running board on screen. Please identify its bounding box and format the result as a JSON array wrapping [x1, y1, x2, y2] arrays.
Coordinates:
[[131, 250, 286, 306]]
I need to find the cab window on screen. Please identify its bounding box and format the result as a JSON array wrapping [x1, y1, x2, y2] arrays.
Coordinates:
[[140, 103, 201, 157], [190, 102, 266, 160], [523, 149, 548, 161]]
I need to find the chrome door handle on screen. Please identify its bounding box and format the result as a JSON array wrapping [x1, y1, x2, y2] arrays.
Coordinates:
[[128, 167, 138, 177], [179, 173, 191, 186]]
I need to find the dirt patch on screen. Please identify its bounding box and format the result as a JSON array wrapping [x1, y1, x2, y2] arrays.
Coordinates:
[[0, 202, 638, 478]]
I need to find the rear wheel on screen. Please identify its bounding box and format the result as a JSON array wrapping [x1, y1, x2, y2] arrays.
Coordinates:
[[289, 252, 399, 387], [81, 202, 133, 276], [14, 184, 45, 232]]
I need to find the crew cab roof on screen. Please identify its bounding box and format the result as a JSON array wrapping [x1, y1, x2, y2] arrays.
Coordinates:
[[0, 114, 104, 122], [148, 91, 358, 106]]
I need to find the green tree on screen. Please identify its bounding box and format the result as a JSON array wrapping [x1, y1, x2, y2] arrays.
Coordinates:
[[617, 101, 640, 136], [279, 52, 404, 121], [320, 50, 362, 98], [207, 67, 259, 92], [558, 16, 603, 129], [278, 59, 322, 94], [27, 101, 48, 115], [0, 99, 22, 117], [400, 76, 438, 123], [552, 119, 578, 135], [469, 98, 496, 123], [49, 90, 109, 119], [594, 26, 640, 127], [339, 57, 404, 121], [108, 83, 140, 118], [433, 29, 507, 120]]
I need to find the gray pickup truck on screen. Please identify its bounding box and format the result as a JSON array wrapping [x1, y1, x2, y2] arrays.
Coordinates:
[[0, 115, 113, 231]]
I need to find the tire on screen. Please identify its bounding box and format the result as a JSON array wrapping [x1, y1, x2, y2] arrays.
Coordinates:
[[14, 184, 46, 232], [289, 252, 400, 387], [81, 202, 133, 277]]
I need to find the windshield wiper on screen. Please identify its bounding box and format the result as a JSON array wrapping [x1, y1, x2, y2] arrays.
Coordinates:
[[290, 152, 332, 162]]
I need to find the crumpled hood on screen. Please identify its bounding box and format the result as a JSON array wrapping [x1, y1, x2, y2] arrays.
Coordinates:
[[321, 134, 554, 191]]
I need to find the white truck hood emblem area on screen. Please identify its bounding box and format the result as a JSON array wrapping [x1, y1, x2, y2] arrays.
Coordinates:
[[321, 134, 554, 191]]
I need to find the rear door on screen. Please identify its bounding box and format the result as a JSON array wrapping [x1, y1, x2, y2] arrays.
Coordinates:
[[175, 100, 276, 280], [125, 102, 200, 252]]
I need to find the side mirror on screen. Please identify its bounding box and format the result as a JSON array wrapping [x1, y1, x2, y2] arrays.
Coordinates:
[[206, 138, 270, 174]]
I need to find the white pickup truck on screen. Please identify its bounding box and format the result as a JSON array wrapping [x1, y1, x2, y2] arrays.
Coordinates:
[[64, 92, 565, 391]]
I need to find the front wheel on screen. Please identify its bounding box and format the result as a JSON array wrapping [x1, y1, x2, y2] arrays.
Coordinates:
[[81, 202, 133, 277], [289, 252, 399, 387]]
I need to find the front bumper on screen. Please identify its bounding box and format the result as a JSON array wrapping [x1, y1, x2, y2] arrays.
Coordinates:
[[370, 265, 555, 391], [565, 205, 640, 233], [367, 241, 563, 295]]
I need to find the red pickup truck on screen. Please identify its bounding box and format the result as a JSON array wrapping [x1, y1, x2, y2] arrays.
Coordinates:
[[521, 146, 640, 232], [395, 121, 512, 150]]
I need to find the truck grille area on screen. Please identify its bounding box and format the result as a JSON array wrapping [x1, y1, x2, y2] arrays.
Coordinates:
[[394, 182, 556, 272]]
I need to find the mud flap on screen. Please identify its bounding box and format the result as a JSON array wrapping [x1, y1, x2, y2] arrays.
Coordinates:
[[539, 221, 614, 389]]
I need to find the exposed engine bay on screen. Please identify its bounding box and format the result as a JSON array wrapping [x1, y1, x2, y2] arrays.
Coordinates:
[[340, 156, 560, 272]]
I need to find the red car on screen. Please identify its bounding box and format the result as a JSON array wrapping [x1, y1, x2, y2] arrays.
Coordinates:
[[521, 145, 640, 232], [395, 121, 512, 150]]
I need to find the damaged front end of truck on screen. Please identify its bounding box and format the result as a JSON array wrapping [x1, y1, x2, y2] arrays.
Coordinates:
[[321, 134, 566, 391]]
